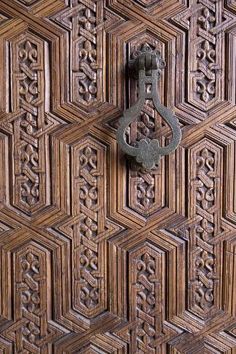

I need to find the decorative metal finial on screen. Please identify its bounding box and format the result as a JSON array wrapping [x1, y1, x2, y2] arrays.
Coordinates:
[[117, 44, 181, 170]]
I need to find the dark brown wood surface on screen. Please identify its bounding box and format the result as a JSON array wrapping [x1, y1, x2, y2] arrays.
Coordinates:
[[0, 0, 235, 353]]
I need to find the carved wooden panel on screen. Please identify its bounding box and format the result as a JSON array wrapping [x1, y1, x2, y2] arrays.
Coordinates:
[[10, 32, 50, 215], [52, 0, 105, 110], [2, 242, 65, 353], [172, 0, 236, 120], [0, 1, 235, 353]]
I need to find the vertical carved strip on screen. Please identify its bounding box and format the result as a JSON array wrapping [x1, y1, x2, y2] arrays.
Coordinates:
[[173, 0, 235, 110], [72, 0, 103, 107], [15, 248, 47, 352], [129, 245, 164, 353], [10, 32, 49, 215], [3, 243, 63, 352], [73, 137, 108, 318], [191, 1, 219, 105], [51, 0, 104, 110], [189, 141, 222, 316]]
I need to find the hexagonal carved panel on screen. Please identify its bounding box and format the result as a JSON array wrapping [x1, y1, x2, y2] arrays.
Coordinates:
[[172, 0, 236, 114], [0, 1, 235, 353]]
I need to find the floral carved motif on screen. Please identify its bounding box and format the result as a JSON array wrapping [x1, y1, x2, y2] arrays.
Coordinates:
[[129, 101, 158, 214]]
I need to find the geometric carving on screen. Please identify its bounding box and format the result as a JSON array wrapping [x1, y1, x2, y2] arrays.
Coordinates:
[[217, 119, 236, 225], [50, 0, 124, 115], [168, 135, 236, 353], [187, 140, 222, 317], [0, 337, 12, 354], [57, 134, 121, 320], [11, 36, 46, 213], [113, 230, 184, 352], [129, 244, 172, 352], [0, 222, 11, 234], [0, 0, 235, 353], [129, 165, 164, 215], [73, 333, 126, 353], [75, 141, 107, 316], [14, 0, 39, 5], [226, 0, 236, 13], [2, 241, 66, 352], [51, 0, 105, 112], [0, 13, 10, 26], [225, 323, 236, 340], [173, 0, 236, 111], [4, 31, 60, 217], [132, 0, 160, 8]]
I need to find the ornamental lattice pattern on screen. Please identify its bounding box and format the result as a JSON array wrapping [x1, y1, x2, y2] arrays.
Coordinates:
[[173, 0, 235, 111], [128, 243, 181, 352], [0, 0, 235, 353], [10, 33, 49, 216], [188, 141, 222, 317], [5, 30, 62, 217], [77, 145, 104, 314], [70, 136, 120, 318], [51, 0, 104, 110], [3, 243, 64, 352], [132, 250, 161, 352]]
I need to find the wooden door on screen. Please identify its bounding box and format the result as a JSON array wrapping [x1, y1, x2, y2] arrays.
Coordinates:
[[0, 0, 235, 353]]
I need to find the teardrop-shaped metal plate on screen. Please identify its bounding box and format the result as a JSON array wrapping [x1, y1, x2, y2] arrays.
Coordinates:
[[117, 47, 181, 170]]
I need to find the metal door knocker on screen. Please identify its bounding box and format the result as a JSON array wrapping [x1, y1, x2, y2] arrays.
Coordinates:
[[117, 44, 182, 170]]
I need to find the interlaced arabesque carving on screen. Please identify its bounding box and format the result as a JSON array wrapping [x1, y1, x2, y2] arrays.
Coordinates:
[[51, 0, 104, 109], [0, 1, 235, 353], [79, 146, 100, 310], [193, 148, 217, 312], [13, 39, 45, 214]]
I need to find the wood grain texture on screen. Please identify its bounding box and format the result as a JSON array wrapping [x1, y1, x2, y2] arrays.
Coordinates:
[[0, 0, 235, 353]]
